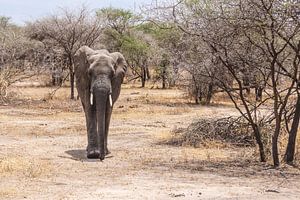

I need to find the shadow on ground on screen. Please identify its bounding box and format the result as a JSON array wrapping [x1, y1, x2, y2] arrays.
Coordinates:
[[144, 156, 300, 179], [65, 149, 113, 162], [65, 149, 88, 161], [65, 149, 102, 162]]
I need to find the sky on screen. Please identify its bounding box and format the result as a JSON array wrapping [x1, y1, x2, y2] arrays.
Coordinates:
[[0, 0, 152, 25]]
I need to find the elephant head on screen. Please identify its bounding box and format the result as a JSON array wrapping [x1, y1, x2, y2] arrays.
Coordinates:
[[74, 46, 127, 160]]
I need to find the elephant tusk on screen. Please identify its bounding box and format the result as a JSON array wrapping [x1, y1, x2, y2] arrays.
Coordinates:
[[109, 94, 113, 107], [90, 93, 93, 105]]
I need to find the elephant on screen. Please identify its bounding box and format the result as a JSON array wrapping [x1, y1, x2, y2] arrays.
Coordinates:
[[74, 46, 127, 160]]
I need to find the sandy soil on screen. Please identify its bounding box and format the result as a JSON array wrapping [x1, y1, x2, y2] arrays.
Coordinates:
[[0, 86, 300, 200]]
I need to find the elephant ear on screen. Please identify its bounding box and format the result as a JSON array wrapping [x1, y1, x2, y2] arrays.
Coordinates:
[[74, 46, 95, 103], [110, 52, 127, 103]]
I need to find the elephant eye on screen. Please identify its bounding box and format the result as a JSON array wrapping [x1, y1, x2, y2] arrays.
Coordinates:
[[109, 69, 115, 78], [88, 68, 93, 77]]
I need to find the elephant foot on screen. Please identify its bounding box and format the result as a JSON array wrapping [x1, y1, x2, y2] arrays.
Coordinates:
[[105, 148, 111, 156], [87, 147, 108, 160], [87, 149, 100, 159], [99, 152, 105, 161]]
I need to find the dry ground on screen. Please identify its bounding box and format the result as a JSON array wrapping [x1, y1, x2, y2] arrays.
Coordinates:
[[0, 85, 300, 199]]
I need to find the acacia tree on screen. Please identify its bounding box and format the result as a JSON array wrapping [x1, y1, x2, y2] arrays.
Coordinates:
[[175, 33, 232, 104], [142, 12, 228, 100], [97, 8, 153, 87], [27, 7, 102, 99], [137, 22, 183, 89], [97, 7, 136, 52], [121, 34, 152, 87], [152, 0, 300, 165], [0, 16, 42, 99], [275, 2, 300, 163], [233, 0, 300, 166]]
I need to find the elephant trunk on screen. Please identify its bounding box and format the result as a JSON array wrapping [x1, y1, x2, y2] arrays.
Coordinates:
[[94, 88, 109, 160]]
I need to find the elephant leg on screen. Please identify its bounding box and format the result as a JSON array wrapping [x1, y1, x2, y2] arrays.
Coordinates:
[[104, 106, 112, 155], [85, 104, 99, 159]]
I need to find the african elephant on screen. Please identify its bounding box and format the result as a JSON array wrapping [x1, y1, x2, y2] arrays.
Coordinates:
[[74, 46, 127, 160]]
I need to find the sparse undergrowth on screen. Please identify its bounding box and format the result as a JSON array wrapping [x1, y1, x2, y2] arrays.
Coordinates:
[[0, 156, 52, 178], [161, 117, 273, 148], [1, 86, 300, 199]]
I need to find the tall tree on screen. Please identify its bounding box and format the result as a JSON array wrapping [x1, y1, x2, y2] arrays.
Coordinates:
[[97, 7, 153, 87], [27, 7, 102, 99], [137, 22, 183, 89], [151, 0, 300, 165], [0, 16, 42, 99], [97, 7, 136, 52], [121, 33, 152, 87]]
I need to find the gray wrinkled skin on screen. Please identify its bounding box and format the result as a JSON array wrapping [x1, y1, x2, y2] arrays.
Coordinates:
[[74, 46, 127, 160]]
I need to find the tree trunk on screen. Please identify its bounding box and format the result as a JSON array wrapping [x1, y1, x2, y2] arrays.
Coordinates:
[[68, 55, 75, 100], [195, 97, 199, 104], [272, 124, 280, 167], [194, 86, 201, 104], [270, 57, 280, 167], [141, 67, 146, 88], [146, 67, 151, 80], [252, 124, 266, 162], [255, 86, 263, 101], [162, 67, 166, 89], [206, 83, 213, 105], [70, 68, 75, 99], [285, 94, 300, 163]]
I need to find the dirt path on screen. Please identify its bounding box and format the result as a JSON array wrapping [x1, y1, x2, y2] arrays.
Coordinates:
[[1, 87, 300, 199]]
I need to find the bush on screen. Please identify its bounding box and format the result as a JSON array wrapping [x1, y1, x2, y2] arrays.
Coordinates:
[[166, 117, 274, 148]]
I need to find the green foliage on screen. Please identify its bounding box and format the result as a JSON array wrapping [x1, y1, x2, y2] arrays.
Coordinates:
[[97, 7, 138, 36], [135, 22, 183, 88], [97, 7, 139, 52], [154, 54, 170, 77], [0, 16, 11, 29], [120, 34, 151, 76], [184, 0, 201, 7], [97, 7, 134, 23], [121, 35, 150, 56], [98, 8, 182, 87], [136, 22, 181, 47]]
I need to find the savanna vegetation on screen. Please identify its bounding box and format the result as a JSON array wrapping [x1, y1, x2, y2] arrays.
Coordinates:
[[0, 0, 300, 199]]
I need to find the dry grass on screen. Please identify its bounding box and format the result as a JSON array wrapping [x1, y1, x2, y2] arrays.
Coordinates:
[[156, 130, 232, 151], [158, 122, 300, 166], [140, 137, 259, 176], [0, 156, 52, 178], [160, 117, 258, 148], [0, 187, 17, 198], [277, 128, 300, 164], [113, 105, 191, 119], [155, 130, 173, 142], [5, 85, 300, 165], [112, 89, 192, 120], [154, 129, 257, 168], [0, 84, 300, 199], [0, 113, 85, 137]]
